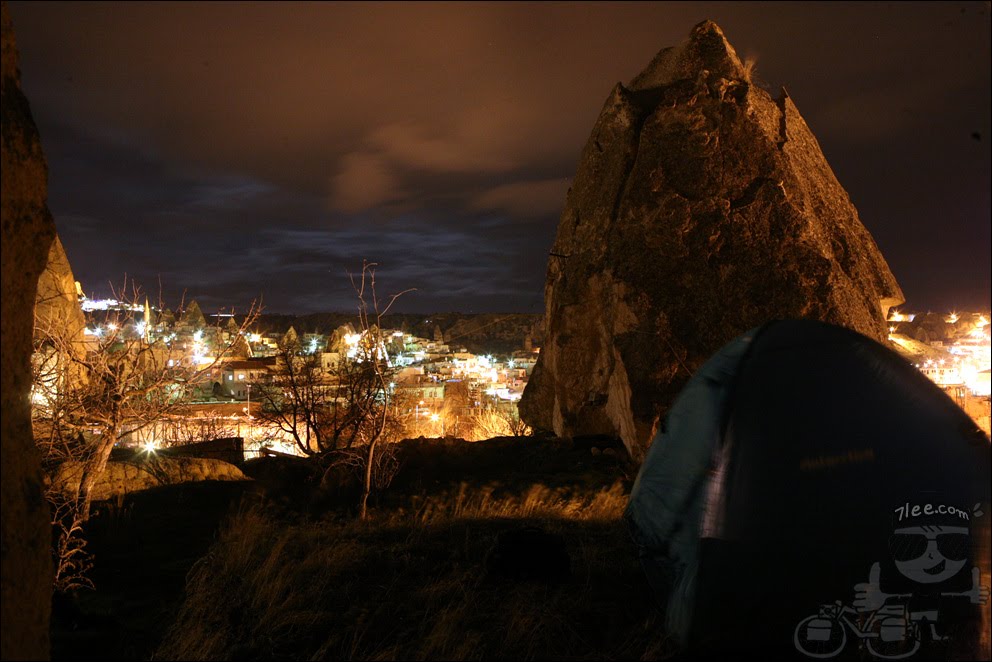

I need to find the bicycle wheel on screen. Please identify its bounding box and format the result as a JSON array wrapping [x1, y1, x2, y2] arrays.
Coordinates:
[[865, 623, 920, 660], [794, 615, 847, 658], [865, 621, 920, 660]]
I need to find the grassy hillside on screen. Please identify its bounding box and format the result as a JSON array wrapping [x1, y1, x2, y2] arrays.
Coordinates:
[[54, 436, 676, 660]]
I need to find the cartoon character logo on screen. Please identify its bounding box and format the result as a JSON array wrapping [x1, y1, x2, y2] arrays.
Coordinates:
[[794, 502, 988, 659], [889, 525, 969, 584]]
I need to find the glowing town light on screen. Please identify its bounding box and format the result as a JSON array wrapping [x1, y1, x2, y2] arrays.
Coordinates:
[[193, 329, 204, 342], [31, 388, 50, 407], [888, 310, 915, 323], [249, 333, 261, 343], [977, 315, 989, 328], [343, 332, 362, 360], [430, 413, 440, 422], [947, 312, 959, 324], [135, 321, 146, 338], [106, 322, 118, 331], [308, 337, 319, 354], [143, 440, 157, 454]]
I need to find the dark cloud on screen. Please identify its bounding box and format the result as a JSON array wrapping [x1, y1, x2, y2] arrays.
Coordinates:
[[471, 178, 573, 219], [8, 1, 990, 313]]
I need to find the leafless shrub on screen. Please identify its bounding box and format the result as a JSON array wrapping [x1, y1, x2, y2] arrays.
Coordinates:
[[324, 442, 401, 494], [469, 404, 532, 441]]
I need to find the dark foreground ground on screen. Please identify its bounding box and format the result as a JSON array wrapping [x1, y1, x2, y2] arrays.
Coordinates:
[[49, 435, 992, 660], [51, 436, 673, 661], [50, 480, 254, 660]]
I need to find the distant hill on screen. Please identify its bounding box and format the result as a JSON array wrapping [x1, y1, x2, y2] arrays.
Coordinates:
[[245, 312, 544, 356]]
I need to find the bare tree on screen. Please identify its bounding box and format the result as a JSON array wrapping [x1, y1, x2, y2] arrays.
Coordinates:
[[350, 261, 413, 520], [254, 335, 331, 455], [234, 262, 411, 518], [33, 345, 95, 593], [33, 280, 259, 521], [254, 333, 388, 455]]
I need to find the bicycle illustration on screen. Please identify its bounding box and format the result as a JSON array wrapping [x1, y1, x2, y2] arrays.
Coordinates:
[[795, 502, 989, 659], [794, 599, 922, 659]]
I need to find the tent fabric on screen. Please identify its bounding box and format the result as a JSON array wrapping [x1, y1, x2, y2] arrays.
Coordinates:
[[625, 319, 991, 656], [624, 325, 762, 642]]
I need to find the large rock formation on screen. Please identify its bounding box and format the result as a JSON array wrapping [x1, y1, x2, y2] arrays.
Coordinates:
[[1, 2, 55, 658], [519, 21, 903, 461], [34, 235, 90, 395], [35, 234, 87, 342]]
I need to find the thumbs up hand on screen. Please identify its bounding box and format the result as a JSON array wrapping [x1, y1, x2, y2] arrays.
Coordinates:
[[966, 567, 989, 605], [854, 562, 887, 612]]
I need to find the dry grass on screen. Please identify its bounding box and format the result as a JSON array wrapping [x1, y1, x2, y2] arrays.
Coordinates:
[[396, 480, 628, 524], [742, 56, 758, 83], [155, 478, 672, 661]]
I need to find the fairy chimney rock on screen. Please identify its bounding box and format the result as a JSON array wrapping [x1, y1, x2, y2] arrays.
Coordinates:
[[35, 235, 87, 343], [519, 20, 904, 461]]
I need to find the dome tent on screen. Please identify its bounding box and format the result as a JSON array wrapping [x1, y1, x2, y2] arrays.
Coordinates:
[[625, 319, 990, 658]]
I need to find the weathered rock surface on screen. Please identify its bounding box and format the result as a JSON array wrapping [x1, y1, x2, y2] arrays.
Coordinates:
[[51, 457, 250, 503], [34, 234, 90, 395], [519, 21, 903, 461], [35, 234, 87, 342], [1, 2, 56, 658]]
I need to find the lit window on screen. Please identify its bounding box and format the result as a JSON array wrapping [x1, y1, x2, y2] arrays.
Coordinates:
[[238, 374, 245, 380]]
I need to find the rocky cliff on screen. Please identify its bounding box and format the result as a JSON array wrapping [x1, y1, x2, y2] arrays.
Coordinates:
[[36, 233, 88, 345], [519, 21, 903, 461], [1, 1, 56, 657]]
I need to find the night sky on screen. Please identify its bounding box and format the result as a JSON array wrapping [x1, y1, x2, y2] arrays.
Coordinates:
[[9, 2, 990, 315]]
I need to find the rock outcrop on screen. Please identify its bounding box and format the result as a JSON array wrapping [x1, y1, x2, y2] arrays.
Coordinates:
[[35, 234, 87, 342], [1, 2, 56, 658], [519, 21, 904, 461], [34, 235, 90, 394], [51, 457, 250, 503]]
